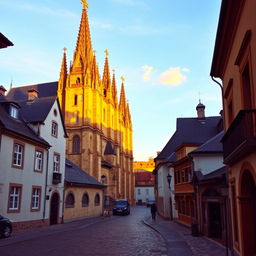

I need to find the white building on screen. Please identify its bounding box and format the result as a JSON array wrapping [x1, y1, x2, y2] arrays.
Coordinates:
[[2, 82, 67, 229]]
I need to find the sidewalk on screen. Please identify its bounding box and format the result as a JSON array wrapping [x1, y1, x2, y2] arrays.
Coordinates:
[[143, 214, 228, 256]]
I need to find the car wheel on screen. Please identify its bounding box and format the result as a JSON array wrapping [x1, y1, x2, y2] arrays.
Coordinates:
[[2, 225, 12, 238]]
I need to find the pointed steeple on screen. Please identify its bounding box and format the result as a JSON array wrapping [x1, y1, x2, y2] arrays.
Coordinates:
[[72, 2, 93, 71], [59, 48, 67, 90], [112, 70, 118, 106], [127, 102, 132, 124], [91, 50, 100, 88], [119, 76, 127, 114], [102, 49, 111, 97]]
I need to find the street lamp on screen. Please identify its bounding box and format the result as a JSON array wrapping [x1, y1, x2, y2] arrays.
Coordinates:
[[167, 173, 172, 189]]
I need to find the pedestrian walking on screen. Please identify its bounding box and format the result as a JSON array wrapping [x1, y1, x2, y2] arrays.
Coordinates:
[[150, 203, 157, 221]]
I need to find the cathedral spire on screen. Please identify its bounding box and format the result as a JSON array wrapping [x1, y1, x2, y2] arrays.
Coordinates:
[[112, 70, 118, 106], [72, 2, 93, 71], [91, 50, 100, 88], [102, 49, 111, 96], [119, 76, 127, 114], [59, 47, 67, 90]]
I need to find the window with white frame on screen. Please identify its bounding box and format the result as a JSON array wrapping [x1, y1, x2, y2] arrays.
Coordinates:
[[31, 188, 41, 210], [138, 189, 141, 195], [35, 150, 43, 171], [146, 189, 149, 195], [10, 105, 18, 119], [51, 121, 58, 137], [12, 143, 24, 167], [53, 153, 60, 173], [9, 186, 22, 211]]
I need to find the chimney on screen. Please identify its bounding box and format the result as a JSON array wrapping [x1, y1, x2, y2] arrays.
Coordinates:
[[196, 101, 205, 119], [0, 85, 7, 96], [27, 89, 39, 101]]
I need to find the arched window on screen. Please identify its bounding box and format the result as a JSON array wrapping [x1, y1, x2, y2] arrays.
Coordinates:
[[76, 77, 81, 84], [72, 135, 80, 154], [74, 95, 78, 105], [65, 192, 75, 208], [94, 193, 100, 206], [82, 193, 89, 207]]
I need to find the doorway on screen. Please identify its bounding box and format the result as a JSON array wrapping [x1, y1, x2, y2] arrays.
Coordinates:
[[50, 192, 59, 225], [240, 170, 256, 255], [208, 202, 222, 238]]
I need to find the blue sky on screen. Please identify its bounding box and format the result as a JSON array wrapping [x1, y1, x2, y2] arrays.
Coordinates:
[[0, 0, 222, 160]]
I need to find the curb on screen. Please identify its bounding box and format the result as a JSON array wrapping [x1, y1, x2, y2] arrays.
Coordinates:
[[142, 217, 169, 255]]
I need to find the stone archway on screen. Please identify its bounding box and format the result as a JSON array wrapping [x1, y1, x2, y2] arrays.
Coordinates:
[[50, 192, 59, 225], [240, 170, 256, 255]]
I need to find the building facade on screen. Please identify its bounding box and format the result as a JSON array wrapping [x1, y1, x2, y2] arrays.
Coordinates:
[[154, 103, 222, 225], [57, 1, 134, 205], [6, 86, 67, 227], [211, 0, 256, 255], [64, 159, 105, 221], [134, 171, 154, 205]]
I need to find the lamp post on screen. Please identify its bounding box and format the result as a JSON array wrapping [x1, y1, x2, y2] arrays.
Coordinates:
[[167, 173, 172, 189]]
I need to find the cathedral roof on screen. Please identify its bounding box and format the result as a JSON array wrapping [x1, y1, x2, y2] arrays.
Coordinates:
[[65, 158, 105, 188]]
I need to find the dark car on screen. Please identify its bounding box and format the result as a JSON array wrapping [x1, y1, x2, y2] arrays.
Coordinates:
[[112, 199, 130, 215], [0, 215, 12, 238]]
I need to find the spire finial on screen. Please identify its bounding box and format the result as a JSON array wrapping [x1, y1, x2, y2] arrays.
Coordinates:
[[121, 76, 125, 82], [199, 92, 201, 104], [81, 0, 89, 9], [63, 47, 67, 53], [104, 49, 109, 57], [112, 69, 115, 74], [93, 50, 96, 55]]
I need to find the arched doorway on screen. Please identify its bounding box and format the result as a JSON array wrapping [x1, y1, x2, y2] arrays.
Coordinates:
[[240, 170, 256, 255], [50, 192, 59, 225]]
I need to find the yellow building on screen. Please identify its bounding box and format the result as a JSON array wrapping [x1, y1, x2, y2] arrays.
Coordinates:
[[134, 158, 155, 172], [58, 1, 134, 205]]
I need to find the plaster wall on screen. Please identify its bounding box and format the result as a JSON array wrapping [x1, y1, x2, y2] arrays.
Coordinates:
[[64, 186, 103, 221], [0, 134, 47, 222]]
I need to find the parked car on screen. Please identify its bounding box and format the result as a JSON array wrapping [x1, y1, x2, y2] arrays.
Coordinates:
[[146, 200, 155, 207], [0, 215, 12, 238], [113, 199, 130, 215]]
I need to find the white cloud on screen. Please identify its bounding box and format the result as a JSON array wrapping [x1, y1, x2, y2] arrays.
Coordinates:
[[182, 67, 190, 72], [141, 65, 153, 82], [158, 67, 188, 86]]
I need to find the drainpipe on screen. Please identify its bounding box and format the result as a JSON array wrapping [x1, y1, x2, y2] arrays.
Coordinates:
[[211, 76, 234, 256], [43, 149, 50, 220], [211, 76, 226, 130]]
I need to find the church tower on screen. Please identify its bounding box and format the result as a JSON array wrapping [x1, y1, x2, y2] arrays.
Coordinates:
[[57, 0, 134, 204]]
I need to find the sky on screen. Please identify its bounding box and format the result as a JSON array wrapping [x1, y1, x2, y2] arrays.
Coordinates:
[[0, 0, 222, 161]]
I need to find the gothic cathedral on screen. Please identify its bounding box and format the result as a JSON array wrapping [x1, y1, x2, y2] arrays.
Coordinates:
[[57, 1, 134, 204]]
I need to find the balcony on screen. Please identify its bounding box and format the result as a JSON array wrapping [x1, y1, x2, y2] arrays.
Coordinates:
[[222, 110, 256, 165], [52, 172, 62, 184]]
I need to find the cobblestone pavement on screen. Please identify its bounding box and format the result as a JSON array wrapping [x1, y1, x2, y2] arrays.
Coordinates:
[[144, 214, 229, 256], [0, 207, 167, 256]]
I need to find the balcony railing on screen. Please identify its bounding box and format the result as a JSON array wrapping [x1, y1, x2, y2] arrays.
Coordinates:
[[52, 172, 62, 184], [222, 109, 256, 164]]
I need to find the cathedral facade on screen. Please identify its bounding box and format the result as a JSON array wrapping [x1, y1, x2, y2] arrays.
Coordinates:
[[57, 1, 134, 205]]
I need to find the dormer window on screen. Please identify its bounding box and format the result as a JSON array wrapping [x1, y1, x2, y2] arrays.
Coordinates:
[[10, 105, 18, 119]]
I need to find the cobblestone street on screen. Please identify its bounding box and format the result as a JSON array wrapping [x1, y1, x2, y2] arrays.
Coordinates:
[[0, 206, 228, 256], [0, 207, 166, 256]]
